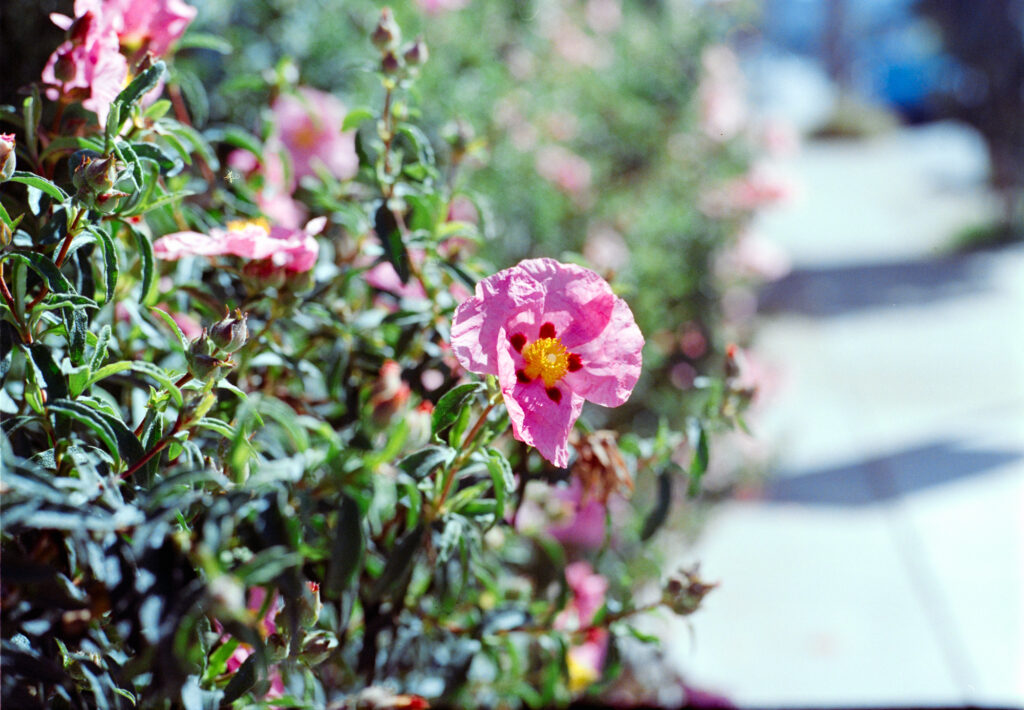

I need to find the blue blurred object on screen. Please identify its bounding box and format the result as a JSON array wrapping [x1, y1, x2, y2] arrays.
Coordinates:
[[758, 0, 952, 121]]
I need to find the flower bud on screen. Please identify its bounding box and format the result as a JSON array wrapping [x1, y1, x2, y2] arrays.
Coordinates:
[[402, 36, 428, 68], [300, 629, 338, 666], [371, 7, 401, 51], [297, 581, 323, 629], [380, 50, 403, 76], [186, 331, 231, 381], [209, 309, 249, 354], [53, 50, 78, 84], [0, 134, 15, 182]]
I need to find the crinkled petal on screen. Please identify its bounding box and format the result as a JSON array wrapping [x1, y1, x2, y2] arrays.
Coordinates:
[[566, 297, 643, 407], [451, 269, 545, 375], [514, 258, 615, 349], [497, 330, 583, 467]]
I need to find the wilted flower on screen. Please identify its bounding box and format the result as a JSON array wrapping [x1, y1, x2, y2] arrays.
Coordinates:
[[570, 429, 632, 504], [451, 258, 643, 467], [272, 88, 358, 184], [154, 216, 324, 273], [662, 564, 718, 616], [0, 134, 16, 182]]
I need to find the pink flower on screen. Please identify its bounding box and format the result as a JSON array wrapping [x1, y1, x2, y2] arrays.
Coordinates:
[[113, 0, 196, 56], [450, 258, 643, 467], [272, 88, 358, 184], [154, 216, 323, 273], [535, 145, 592, 199], [555, 561, 610, 694], [42, 9, 128, 125], [545, 477, 609, 550], [698, 45, 748, 142], [415, 0, 469, 13]]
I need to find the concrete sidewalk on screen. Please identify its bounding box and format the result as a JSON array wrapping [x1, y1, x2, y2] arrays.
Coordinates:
[[662, 124, 1024, 707]]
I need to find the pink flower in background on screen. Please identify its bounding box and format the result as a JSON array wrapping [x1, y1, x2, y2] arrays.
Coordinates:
[[715, 229, 791, 282], [113, 0, 196, 55], [555, 561, 610, 693], [51, 0, 196, 57], [272, 88, 358, 184], [583, 223, 629, 274], [535, 145, 592, 199], [415, 0, 469, 13], [700, 163, 797, 216], [227, 148, 307, 230], [585, 0, 623, 34], [42, 10, 128, 125], [154, 216, 324, 273], [698, 44, 747, 142], [451, 258, 642, 467], [545, 476, 609, 549]]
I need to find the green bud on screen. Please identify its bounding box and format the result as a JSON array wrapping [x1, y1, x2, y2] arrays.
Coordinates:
[[402, 36, 428, 69], [380, 50, 403, 76], [661, 564, 717, 616], [371, 7, 401, 50], [209, 309, 249, 354], [185, 331, 232, 381]]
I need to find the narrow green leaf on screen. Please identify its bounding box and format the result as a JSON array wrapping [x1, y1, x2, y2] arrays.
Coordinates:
[[26, 343, 68, 401], [431, 382, 483, 438], [398, 445, 455, 480], [325, 496, 364, 596], [132, 142, 183, 176], [47, 398, 118, 459], [367, 524, 424, 603], [2, 252, 75, 296], [687, 418, 709, 497], [9, 172, 68, 202], [640, 468, 673, 541], [90, 324, 111, 370], [125, 222, 157, 305], [87, 360, 184, 407], [374, 202, 409, 284], [221, 652, 258, 704], [114, 61, 165, 114], [175, 32, 233, 53], [87, 225, 119, 303]]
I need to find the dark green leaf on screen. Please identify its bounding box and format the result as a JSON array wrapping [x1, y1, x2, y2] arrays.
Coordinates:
[[26, 343, 68, 401], [132, 142, 183, 176], [2, 252, 75, 296], [431, 382, 483, 438], [687, 418, 709, 497], [397, 124, 436, 167], [9, 171, 68, 202], [640, 467, 673, 541], [221, 652, 258, 704], [176, 32, 233, 53], [66, 307, 87, 364], [326, 496, 364, 596], [374, 202, 409, 284], [88, 225, 119, 302], [114, 61, 166, 114], [367, 524, 424, 603], [398, 445, 455, 480], [125, 221, 157, 305]]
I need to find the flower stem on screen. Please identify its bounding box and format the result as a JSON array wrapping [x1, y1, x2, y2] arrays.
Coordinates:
[[0, 263, 33, 344], [436, 400, 498, 509]]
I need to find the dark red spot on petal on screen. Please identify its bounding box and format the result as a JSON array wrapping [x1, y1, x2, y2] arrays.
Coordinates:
[[516, 369, 531, 384], [546, 387, 562, 403], [539, 322, 557, 339], [510, 332, 527, 352], [567, 353, 583, 372]]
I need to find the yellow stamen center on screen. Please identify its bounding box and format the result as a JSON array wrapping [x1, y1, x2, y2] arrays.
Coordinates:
[[225, 217, 271, 234], [522, 337, 569, 388]]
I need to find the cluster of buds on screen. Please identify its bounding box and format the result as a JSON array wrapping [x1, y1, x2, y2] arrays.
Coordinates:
[[69, 149, 130, 213], [661, 564, 718, 616], [185, 309, 249, 381], [371, 8, 428, 77]]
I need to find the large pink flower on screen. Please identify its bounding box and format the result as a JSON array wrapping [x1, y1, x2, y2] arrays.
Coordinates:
[[51, 0, 196, 57], [42, 9, 128, 125], [154, 216, 324, 273], [451, 258, 643, 467], [272, 88, 359, 184]]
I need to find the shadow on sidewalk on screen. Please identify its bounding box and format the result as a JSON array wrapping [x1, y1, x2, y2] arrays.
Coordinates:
[[761, 440, 1022, 506], [758, 252, 995, 317]]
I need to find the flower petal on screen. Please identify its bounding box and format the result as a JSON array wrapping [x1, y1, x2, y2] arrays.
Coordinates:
[[153, 230, 228, 260], [566, 297, 643, 407], [451, 269, 545, 375], [514, 258, 616, 349]]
